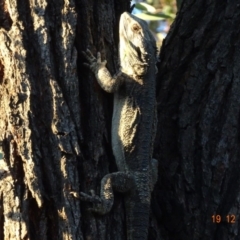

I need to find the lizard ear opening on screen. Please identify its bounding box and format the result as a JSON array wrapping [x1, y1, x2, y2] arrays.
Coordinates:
[[133, 63, 148, 76]]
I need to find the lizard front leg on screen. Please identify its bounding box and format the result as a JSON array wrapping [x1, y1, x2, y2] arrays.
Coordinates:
[[80, 172, 134, 215], [82, 49, 124, 93]]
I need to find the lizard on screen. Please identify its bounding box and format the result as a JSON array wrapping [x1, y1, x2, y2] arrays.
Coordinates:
[[81, 11, 158, 240]]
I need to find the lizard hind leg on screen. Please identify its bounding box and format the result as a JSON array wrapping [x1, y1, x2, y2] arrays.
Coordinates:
[[80, 172, 134, 215]]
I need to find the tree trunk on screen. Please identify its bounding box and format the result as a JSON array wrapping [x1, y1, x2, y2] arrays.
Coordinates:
[[0, 0, 133, 239], [1, 0, 239, 240], [154, 1, 240, 240]]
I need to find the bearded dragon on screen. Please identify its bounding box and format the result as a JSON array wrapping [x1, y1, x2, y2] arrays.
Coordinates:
[[81, 11, 158, 240]]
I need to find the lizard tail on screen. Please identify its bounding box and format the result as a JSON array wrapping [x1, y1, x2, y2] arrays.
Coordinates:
[[125, 198, 150, 240]]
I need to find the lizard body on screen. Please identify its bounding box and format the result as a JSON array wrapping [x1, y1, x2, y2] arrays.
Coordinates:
[[81, 12, 158, 240]]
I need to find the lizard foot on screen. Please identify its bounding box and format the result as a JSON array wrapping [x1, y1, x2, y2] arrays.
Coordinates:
[[82, 49, 107, 74], [80, 190, 102, 204], [80, 191, 112, 215], [80, 172, 134, 215]]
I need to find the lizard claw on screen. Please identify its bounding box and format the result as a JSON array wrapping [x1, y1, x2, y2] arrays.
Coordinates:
[[80, 191, 102, 204], [82, 49, 107, 73], [80, 191, 109, 214], [82, 49, 96, 62], [90, 189, 96, 196], [96, 52, 107, 67], [97, 52, 101, 62], [82, 49, 97, 71]]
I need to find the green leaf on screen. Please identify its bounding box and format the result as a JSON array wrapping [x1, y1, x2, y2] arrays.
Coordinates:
[[162, 5, 172, 14], [135, 12, 175, 21], [135, 3, 156, 13]]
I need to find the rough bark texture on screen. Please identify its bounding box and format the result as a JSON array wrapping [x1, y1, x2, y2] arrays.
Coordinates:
[[1, 0, 239, 240], [0, 0, 81, 239], [0, 0, 132, 240], [154, 1, 240, 240]]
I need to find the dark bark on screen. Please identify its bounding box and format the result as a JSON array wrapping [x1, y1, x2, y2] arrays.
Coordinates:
[[154, 1, 240, 240], [0, 0, 82, 239], [1, 0, 239, 240], [0, 0, 132, 240]]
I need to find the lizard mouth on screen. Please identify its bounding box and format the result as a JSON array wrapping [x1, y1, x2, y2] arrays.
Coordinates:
[[129, 41, 145, 63], [120, 30, 144, 62], [129, 42, 142, 61], [135, 46, 143, 62]]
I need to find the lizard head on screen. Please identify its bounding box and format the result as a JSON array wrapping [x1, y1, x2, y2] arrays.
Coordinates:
[[119, 12, 157, 77]]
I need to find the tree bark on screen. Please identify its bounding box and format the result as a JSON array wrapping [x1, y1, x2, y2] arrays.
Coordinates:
[[0, 0, 132, 240], [0, 0, 83, 239], [154, 1, 240, 239], [1, 0, 239, 240]]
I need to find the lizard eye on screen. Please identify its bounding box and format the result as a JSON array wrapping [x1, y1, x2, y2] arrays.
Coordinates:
[[131, 24, 140, 32]]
